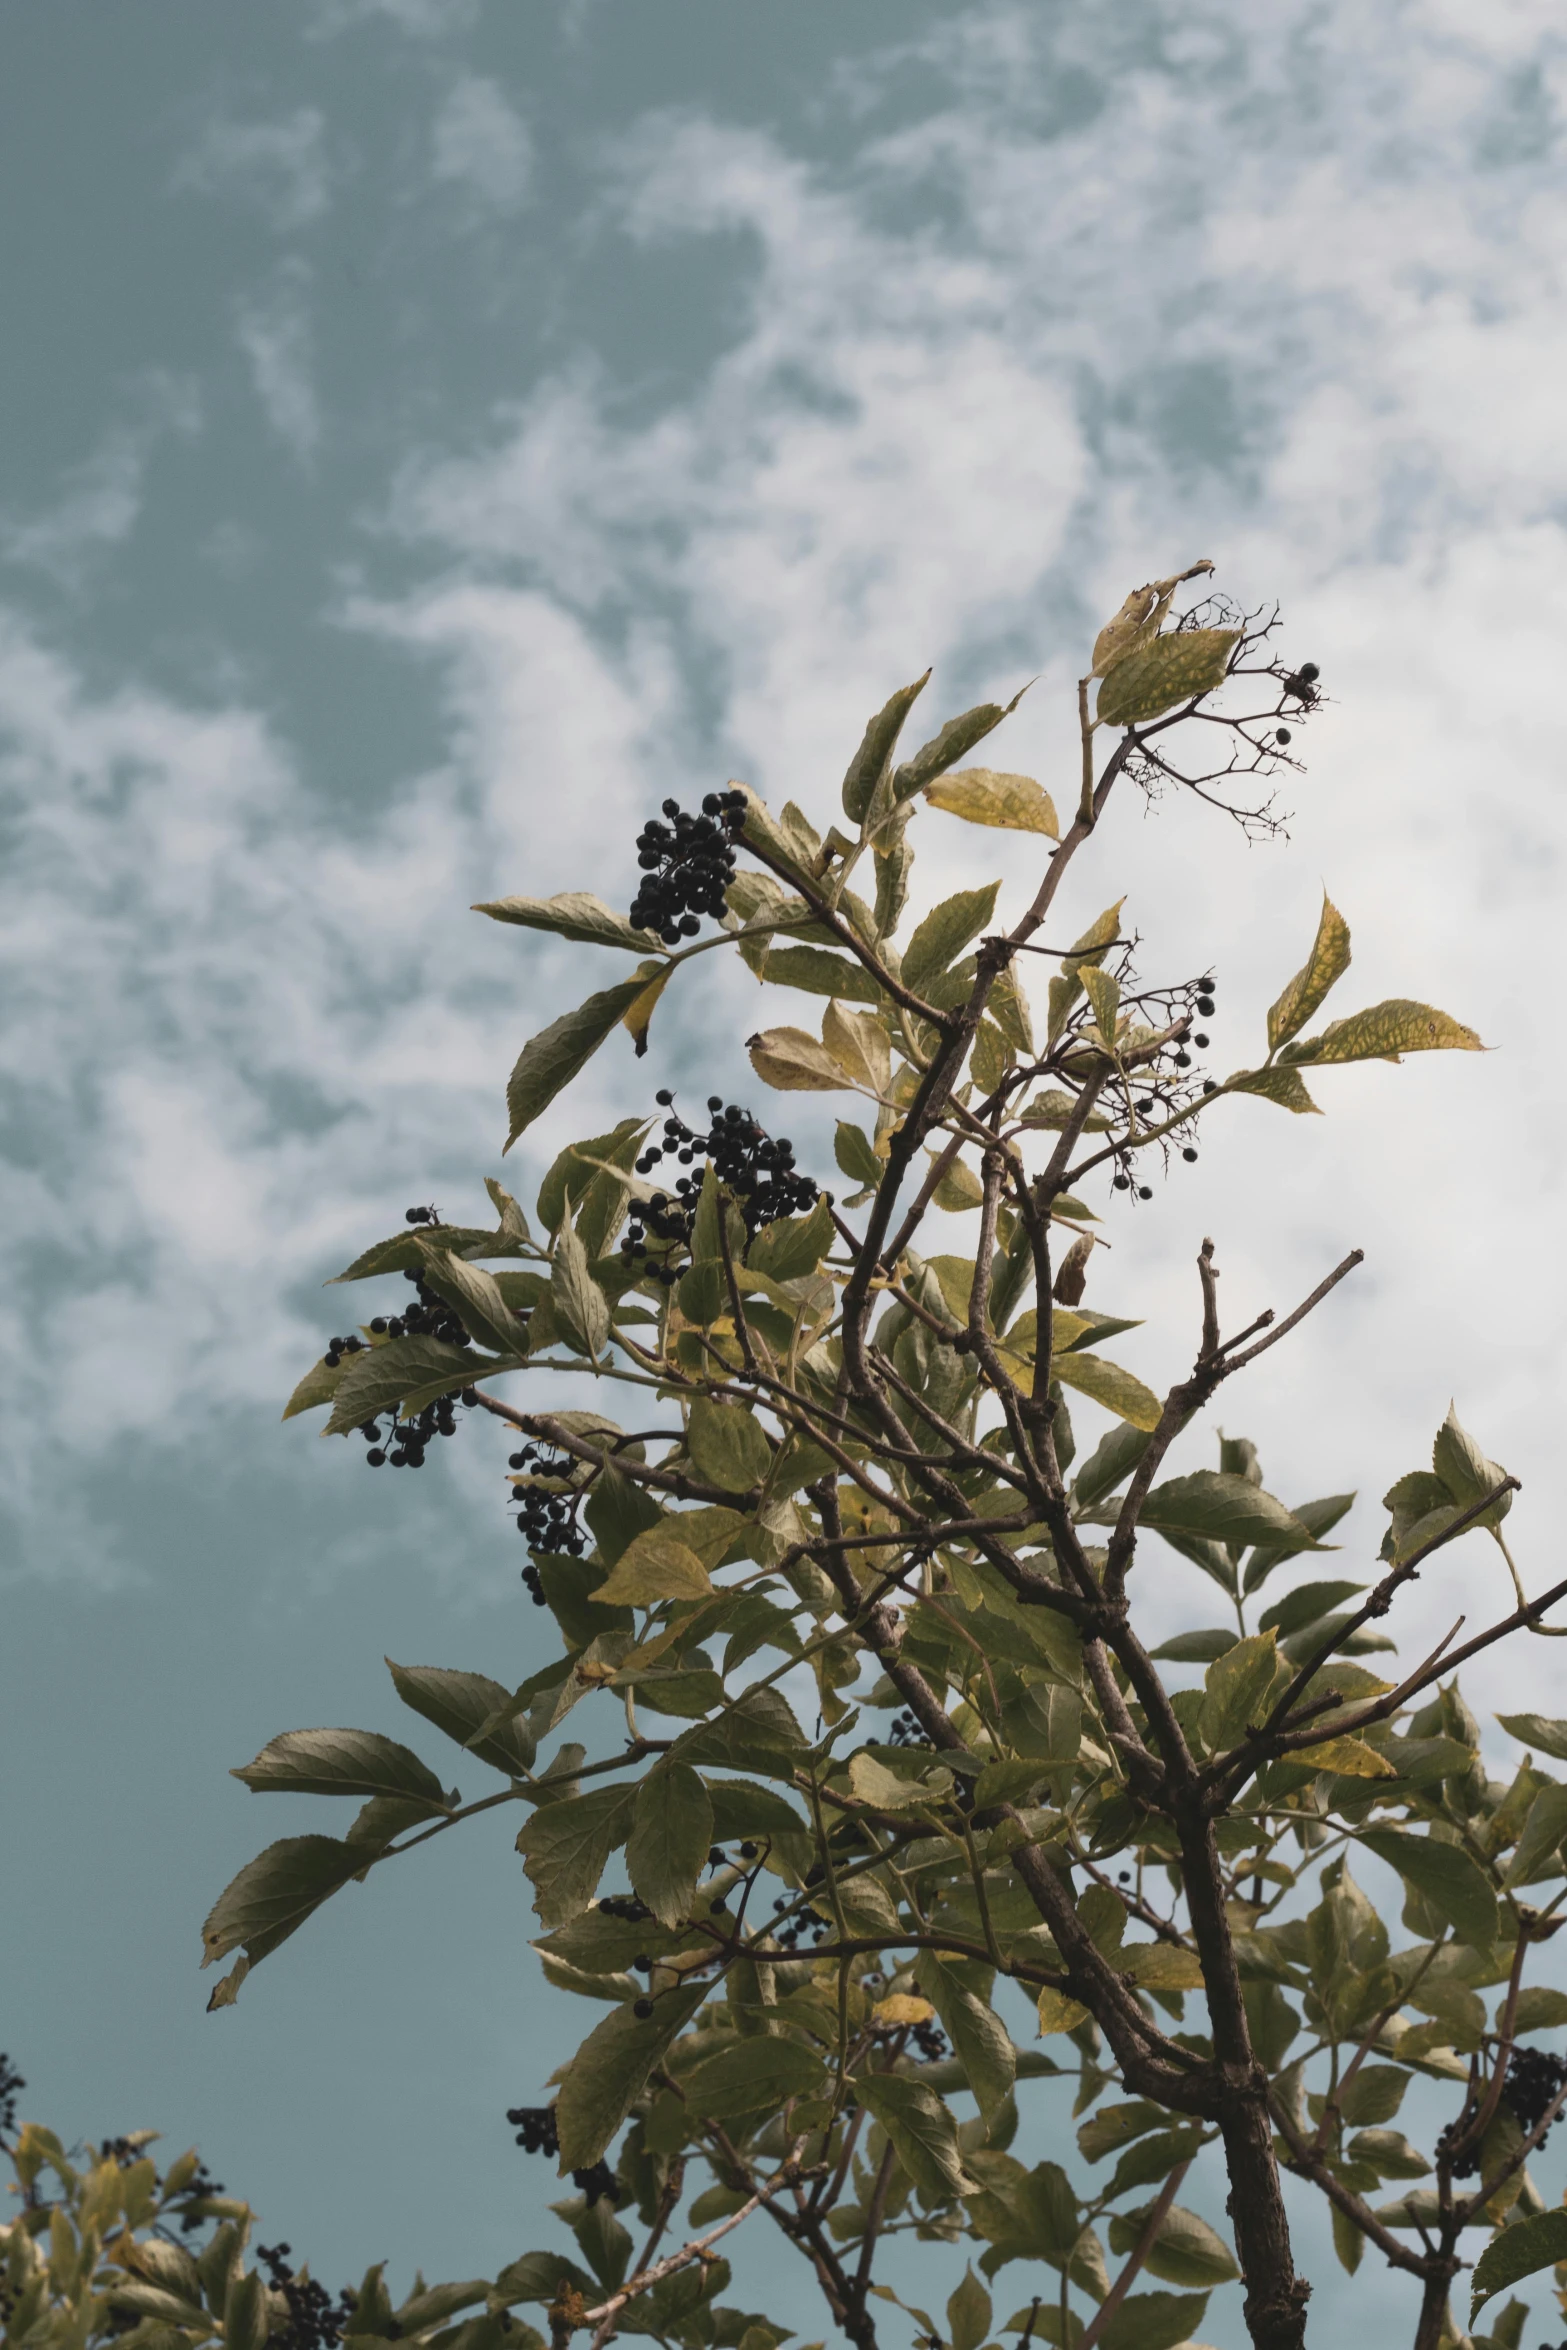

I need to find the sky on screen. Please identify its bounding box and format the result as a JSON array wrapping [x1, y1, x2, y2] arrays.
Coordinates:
[[4, 2, 1567, 2343]]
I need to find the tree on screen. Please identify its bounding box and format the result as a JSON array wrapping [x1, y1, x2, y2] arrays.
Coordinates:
[[202, 563, 1567, 2350], [0, 2053, 487, 2350]]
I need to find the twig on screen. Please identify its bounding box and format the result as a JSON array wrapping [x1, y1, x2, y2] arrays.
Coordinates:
[[1076, 2161, 1191, 2350], [579, 2158, 818, 2337]]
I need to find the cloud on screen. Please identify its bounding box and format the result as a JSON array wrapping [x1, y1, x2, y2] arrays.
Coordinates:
[[431, 75, 534, 213], [236, 263, 323, 462], [1, 377, 201, 589], [174, 107, 334, 233], [307, 0, 480, 37]]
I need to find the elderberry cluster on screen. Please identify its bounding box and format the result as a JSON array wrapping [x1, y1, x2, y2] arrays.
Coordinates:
[[911, 2019, 950, 2063], [770, 1897, 830, 1951], [255, 2247, 363, 2350], [1504, 2046, 1567, 2143], [620, 1092, 821, 1280], [174, 2157, 226, 2230], [506, 2105, 622, 2206], [630, 792, 748, 944], [0, 2053, 22, 2138], [1105, 970, 1219, 1201], [362, 1387, 463, 1470], [510, 1442, 588, 1594], [598, 1894, 652, 1923], [886, 1711, 934, 1750]]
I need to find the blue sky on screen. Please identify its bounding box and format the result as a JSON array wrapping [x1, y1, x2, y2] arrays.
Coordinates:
[[5, 4, 1567, 2342]]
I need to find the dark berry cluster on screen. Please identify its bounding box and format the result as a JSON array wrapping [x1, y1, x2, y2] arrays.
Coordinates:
[[175, 2157, 227, 2231], [1105, 970, 1219, 1199], [1505, 2046, 1567, 2143], [0, 2053, 21, 2139], [886, 1711, 933, 1750], [570, 2160, 621, 2208], [510, 1442, 588, 1591], [372, 1265, 477, 1349], [598, 1894, 653, 1923], [911, 2019, 950, 2063], [1281, 660, 1320, 708], [770, 1897, 830, 1951], [255, 2246, 363, 2350], [631, 792, 748, 944], [620, 1091, 820, 1280], [507, 2104, 621, 2205], [362, 1386, 463, 1470]]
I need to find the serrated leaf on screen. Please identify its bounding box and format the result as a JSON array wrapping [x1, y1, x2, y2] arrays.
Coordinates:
[[1513, 1987, 1567, 2032], [593, 1527, 713, 1607], [903, 885, 1002, 998], [1226, 1065, 1321, 1114], [856, 2073, 977, 2197], [474, 891, 663, 953], [1504, 1785, 1567, 1887], [626, 1762, 713, 1928], [385, 1661, 536, 1777], [1497, 1712, 1567, 1763], [551, 1210, 609, 1359], [889, 692, 1027, 812], [1268, 895, 1352, 1051], [1052, 1351, 1162, 1431], [1036, 1986, 1090, 2035], [1096, 628, 1239, 727], [1283, 999, 1483, 1067], [231, 1728, 449, 1807], [1143, 1471, 1317, 1551], [747, 1025, 859, 1092], [282, 1354, 346, 1421], [554, 1980, 711, 2170], [1070, 1419, 1154, 1512], [915, 1953, 1016, 2128], [1106, 2203, 1237, 2289], [1122, 1944, 1205, 1991], [842, 671, 931, 824], [688, 1397, 773, 1492], [756, 944, 885, 1004], [1200, 1630, 1283, 1752], [1431, 1403, 1514, 1529], [1470, 2208, 1567, 2323], [746, 1196, 835, 1280], [200, 1835, 365, 1973], [504, 977, 650, 1150], [324, 1336, 493, 1436], [683, 2038, 826, 2119], [945, 2268, 991, 2350], [1149, 1628, 1237, 1664], [1259, 1579, 1367, 1640], [1294, 1736, 1397, 1779], [516, 1785, 637, 1927], [418, 1246, 531, 1357], [823, 998, 892, 1094], [923, 769, 1059, 839], [1358, 1829, 1498, 1949], [1079, 963, 1120, 1046]]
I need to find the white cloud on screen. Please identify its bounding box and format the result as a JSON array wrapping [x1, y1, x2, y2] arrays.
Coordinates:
[[308, 0, 480, 38], [431, 76, 534, 214], [174, 107, 334, 233], [236, 264, 323, 462], [1, 378, 201, 588]]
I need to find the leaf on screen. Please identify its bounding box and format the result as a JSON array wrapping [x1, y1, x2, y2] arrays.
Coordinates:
[[1513, 1987, 1567, 2032], [1226, 1065, 1321, 1115], [1150, 1628, 1237, 1664], [1096, 628, 1239, 727], [850, 1751, 928, 1810], [1470, 2208, 1567, 2323], [703, 1777, 807, 1841], [1358, 1830, 1499, 1949], [687, 1398, 773, 1492], [324, 1336, 494, 1436], [1071, 1421, 1154, 1512], [1097, 2293, 1210, 2350], [1142, 1471, 1318, 1552], [1200, 1631, 1283, 1752], [625, 1761, 713, 1930], [1106, 2204, 1237, 2289], [748, 1026, 859, 1092], [855, 2073, 977, 2197], [915, 1953, 1017, 2128], [516, 1785, 637, 1927], [593, 1527, 714, 1607], [889, 692, 1027, 811], [1293, 1737, 1397, 1779], [475, 891, 662, 953], [1242, 1491, 1356, 1592], [554, 1981, 711, 2170], [1052, 1351, 1162, 1431], [1268, 895, 1352, 1051], [418, 1247, 532, 1357], [283, 1354, 346, 1421], [1497, 1713, 1567, 1764], [1079, 963, 1120, 1046], [1431, 1403, 1514, 1529], [1036, 1987, 1090, 2035], [945, 2268, 992, 2350], [758, 944, 885, 1005], [1504, 1785, 1567, 1887], [924, 769, 1059, 839], [823, 999, 892, 1095], [834, 1120, 883, 1190], [1122, 1944, 1205, 1991], [622, 962, 673, 1056], [200, 1835, 365, 1974], [1259, 1580, 1367, 1640], [903, 885, 1002, 998], [504, 978, 650, 1150], [746, 1196, 835, 1280], [841, 671, 931, 824], [551, 1211, 610, 1359], [231, 1729, 449, 1808], [1283, 999, 1484, 1066], [683, 2039, 826, 2119]]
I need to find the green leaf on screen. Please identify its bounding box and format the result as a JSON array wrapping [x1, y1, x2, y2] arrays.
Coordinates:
[[1097, 2290, 1212, 2350], [924, 769, 1059, 839], [1471, 2208, 1567, 2323], [417, 1246, 532, 1357], [855, 2073, 977, 2198], [842, 671, 930, 824], [704, 1777, 806, 1841], [626, 1762, 713, 1928], [834, 1120, 884, 1191], [1497, 1713, 1567, 1763], [324, 1336, 496, 1437], [945, 2269, 991, 2350], [914, 1953, 1017, 2128], [1200, 1630, 1283, 1752], [1096, 627, 1239, 726], [550, 1210, 610, 1359], [748, 1025, 860, 1092], [688, 1398, 773, 1493], [474, 891, 663, 954], [231, 1729, 449, 1808], [1431, 1403, 1514, 1529], [903, 885, 1002, 998], [1142, 1471, 1318, 1552], [1283, 999, 1484, 1066], [200, 1834, 365, 1974], [1149, 1628, 1237, 1664], [1071, 1421, 1154, 1513], [889, 691, 1027, 812], [1123, 1945, 1205, 1991], [537, 1118, 648, 1239], [593, 1527, 713, 1607], [1504, 1785, 1567, 1887], [683, 2038, 826, 2119], [1052, 1351, 1162, 1432], [755, 943, 885, 1005], [1226, 1065, 1321, 1114], [1358, 1830, 1499, 1949], [493, 2252, 597, 2309], [1268, 895, 1352, 1051], [504, 977, 650, 1150], [747, 1196, 835, 1281], [1106, 2205, 1237, 2289], [1513, 1987, 1567, 2032], [282, 1354, 346, 1421], [516, 1786, 637, 1928], [555, 1979, 710, 2169], [1242, 1491, 1356, 1593], [1259, 1580, 1367, 1640]]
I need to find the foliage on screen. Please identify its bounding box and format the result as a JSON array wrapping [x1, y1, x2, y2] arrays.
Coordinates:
[[209, 566, 1567, 2350]]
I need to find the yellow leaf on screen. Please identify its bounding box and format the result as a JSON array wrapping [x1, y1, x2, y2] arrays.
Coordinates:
[[924, 768, 1059, 838], [1227, 1066, 1321, 1115], [621, 962, 673, 1056], [849, 1751, 926, 1809], [1052, 1351, 1163, 1432], [823, 999, 892, 1095], [1123, 1943, 1204, 1990], [1286, 999, 1484, 1066], [747, 1026, 855, 1091], [1037, 1986, 1090, 2035], [872, 1994, 935, 2028], [1267, 895, 1351, 1052], [1096, 629, 1241, 728], [593, 1528, 713, 1606], [1294, 1736, 1397, 1779]]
